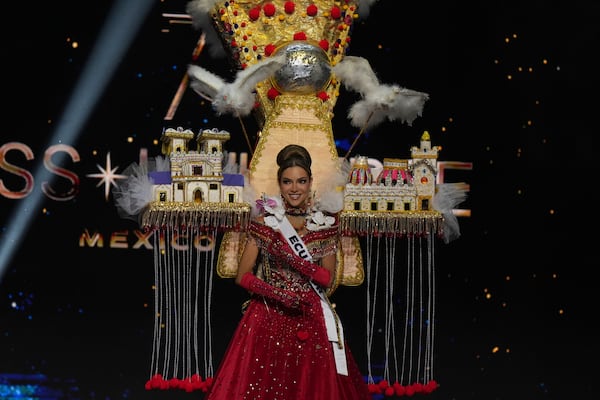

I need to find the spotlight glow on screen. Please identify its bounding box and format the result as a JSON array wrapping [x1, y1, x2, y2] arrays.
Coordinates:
[[0, 0, 155, 281]]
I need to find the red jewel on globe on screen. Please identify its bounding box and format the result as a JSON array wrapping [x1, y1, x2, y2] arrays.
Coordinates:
[[330, 6, 341, 19], [317, 91, 329, 101], [293, 31, 307, 40], [318, 39, 329, 51], [267, 87, 280, 100], [264, 43, 276, 56], [284, 1, 295, 14], [249, 7, 260, 20], [263, 3, 276, 16], [306, 4, 318, 16]]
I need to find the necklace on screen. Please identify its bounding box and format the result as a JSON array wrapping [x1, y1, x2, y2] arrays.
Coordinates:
[[285, 209, 308, 217], [282, 195, 310, 216]]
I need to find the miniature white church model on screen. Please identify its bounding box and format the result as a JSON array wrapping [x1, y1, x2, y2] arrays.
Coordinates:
[[148, 127, 245, 205], [344, 131, 439, 214]]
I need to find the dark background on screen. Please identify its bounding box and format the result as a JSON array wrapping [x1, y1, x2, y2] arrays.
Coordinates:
[[0, 0, 595, 399]]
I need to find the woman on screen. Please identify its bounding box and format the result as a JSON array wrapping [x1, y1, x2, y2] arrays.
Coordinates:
[[206, 144, 370, 399]]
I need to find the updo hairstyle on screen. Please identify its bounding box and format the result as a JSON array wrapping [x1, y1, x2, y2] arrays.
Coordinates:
[[276, 144, 312, 182]]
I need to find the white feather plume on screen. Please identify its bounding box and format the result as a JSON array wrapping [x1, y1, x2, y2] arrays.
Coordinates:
[[433, 183, 469, 243], [187, 54, 286, 117], [153, 155, 170, 172], [187, 64, 226, 101], [314, 157, 352, 214], [185, 0, 226, 58], [356, 0, 380, 18], [242, 173, 260, 218], [332, 56, 429, 129], [113, 162, 154, 222], [113, 155, 171, 223]]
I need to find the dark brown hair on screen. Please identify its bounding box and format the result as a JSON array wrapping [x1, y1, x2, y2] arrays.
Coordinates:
[[276, 144, 312, 182]]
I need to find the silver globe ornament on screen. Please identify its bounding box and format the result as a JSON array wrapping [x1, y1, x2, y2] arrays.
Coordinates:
[[270, 41, 332, 94]]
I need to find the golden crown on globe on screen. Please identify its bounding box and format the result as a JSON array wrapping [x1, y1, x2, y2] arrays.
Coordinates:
[[187, 0, 359, 119]]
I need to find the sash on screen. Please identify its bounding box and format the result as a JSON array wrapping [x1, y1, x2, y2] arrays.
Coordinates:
[[275, 215, 348, 376]]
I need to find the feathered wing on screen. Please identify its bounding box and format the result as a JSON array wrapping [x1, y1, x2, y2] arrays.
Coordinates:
[[433, 183, 469, 243], [188, 55, 286, 117], [187, 64, 226, 102], [212, 54, 286, 117], [333, 56, 429, 129], [332, 56, 380, 96]]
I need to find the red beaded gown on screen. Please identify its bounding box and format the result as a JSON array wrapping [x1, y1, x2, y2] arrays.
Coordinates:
[[206, 219, 371, 400]]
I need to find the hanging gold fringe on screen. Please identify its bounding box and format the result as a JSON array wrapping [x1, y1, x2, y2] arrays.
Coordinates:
[[140, 202, 251, 231], [338, 211, 444, 237]]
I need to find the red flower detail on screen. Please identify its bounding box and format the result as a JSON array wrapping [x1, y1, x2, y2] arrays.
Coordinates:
[[263, 3, 276, 16], [306, 4, 318, 16], [318, 39, 329, 51], [393, 382, 405, 396], [297, 330, 309, 341], [267, 87, 280, 100], [317, 91, 329, 101], [265, 43, 276, 56], [368, 384, 381, 394], [293, 31, 307, 41], [284, 1, 295, 14], [330, 6, 341, 19], [248, 7, 260, 20]]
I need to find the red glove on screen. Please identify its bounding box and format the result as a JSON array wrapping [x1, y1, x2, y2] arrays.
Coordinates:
[[283, 251, 331, 287], [239, 272, 310, 310], [269, 239, 331, 287]]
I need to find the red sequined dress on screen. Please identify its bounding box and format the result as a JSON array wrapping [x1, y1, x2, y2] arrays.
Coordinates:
[[206, 218, 371, 400]]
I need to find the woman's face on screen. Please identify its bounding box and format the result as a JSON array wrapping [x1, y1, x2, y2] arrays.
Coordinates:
[[279, 166, 312, 208]]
